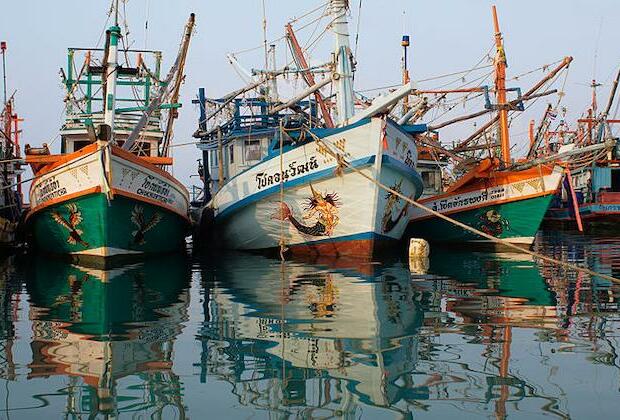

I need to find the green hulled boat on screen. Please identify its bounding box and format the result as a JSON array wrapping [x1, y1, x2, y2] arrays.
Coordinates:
[[24, 7, 195, 261]]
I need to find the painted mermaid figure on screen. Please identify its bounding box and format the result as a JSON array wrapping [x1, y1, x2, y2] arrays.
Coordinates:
[[272, 185, 341, 236]]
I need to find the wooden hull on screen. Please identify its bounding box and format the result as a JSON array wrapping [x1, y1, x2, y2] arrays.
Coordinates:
[[26, 144, 190, 259], [207, 118, 424, 258], [408, 165, 563, 249]]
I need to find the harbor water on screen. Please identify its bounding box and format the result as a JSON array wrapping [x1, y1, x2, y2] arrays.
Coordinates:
[[0, 230, 619, 419]]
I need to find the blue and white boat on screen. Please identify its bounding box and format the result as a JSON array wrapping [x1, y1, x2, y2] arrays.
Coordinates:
[[192, 0, 424, 257]]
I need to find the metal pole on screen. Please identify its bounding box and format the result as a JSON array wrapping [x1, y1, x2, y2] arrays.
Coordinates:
[[1, 41, 7, 104]]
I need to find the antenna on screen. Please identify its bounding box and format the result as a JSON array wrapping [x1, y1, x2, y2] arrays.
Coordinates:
[[1, 41, 6, 104]]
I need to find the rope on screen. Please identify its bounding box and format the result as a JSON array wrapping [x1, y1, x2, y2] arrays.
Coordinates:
[[304, 127, 620, 284], [278, 120, 286, 261]]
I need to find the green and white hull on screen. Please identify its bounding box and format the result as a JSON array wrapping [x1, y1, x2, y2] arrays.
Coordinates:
[[408, 166, 563, 249], [408, 194, 554, 248], [26, 145, 191, 260]]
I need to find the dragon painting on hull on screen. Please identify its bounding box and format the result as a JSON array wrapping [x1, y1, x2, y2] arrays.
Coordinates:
[[381, 179, 412, 234], [272, 185, 341, 237]]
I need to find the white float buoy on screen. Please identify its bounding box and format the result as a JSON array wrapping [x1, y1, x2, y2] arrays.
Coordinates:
[[409, 238, 430, 275], [409, 238, 430, 258]]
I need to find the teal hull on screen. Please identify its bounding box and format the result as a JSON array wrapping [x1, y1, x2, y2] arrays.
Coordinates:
[[408, 194, 554, 246], [28, 192, 190, 258]]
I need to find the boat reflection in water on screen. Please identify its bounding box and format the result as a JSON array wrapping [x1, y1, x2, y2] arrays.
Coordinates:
[[0, 256, 18, 382], [197, 237, 620, 417], [198, 254, 424, 415], [25, 256, 191, 417]]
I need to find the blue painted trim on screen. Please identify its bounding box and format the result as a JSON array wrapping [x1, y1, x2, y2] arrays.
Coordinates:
[[216, 155, 376, 220], [309, 118, 372, 139], [399, 123, 428, 134], [381, 155, 424, 200]]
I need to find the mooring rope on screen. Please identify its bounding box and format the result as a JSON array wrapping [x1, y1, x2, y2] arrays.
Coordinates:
[[304, 128, 620, 284], [278, 121, 286, 261]]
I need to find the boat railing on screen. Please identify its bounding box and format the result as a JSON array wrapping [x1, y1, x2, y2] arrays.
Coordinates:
[[62, 113, 162, 133]]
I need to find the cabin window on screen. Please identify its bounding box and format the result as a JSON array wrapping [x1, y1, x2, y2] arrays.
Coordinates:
[[422, 170, 441, 192], [229, 144, 234, 164], [244, 139, 261, 162], [73, 140, 92, 152]]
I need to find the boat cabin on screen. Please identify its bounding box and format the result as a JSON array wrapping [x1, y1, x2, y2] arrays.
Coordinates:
[[57, 47, 172, 157], [193, 95, 319, 195]]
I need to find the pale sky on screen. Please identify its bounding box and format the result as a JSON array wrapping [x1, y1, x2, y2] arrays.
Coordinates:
[[2, 0, 620, 190]]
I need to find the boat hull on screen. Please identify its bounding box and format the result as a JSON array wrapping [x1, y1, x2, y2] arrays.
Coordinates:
[[408, 194, 554, 250], [209, 118, 424, 258], [26, 144, 190, 260], [29, 192, 189, 259], [408, 166, 563, 249], [544, 202, 620, 228]]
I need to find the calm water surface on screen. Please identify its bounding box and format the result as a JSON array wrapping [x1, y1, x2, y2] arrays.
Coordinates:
[[0, 230, 619, 419]]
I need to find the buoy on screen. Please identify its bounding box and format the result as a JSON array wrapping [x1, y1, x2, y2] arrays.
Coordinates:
[[409, 238, 430, 258], [409, 257, 430, 275]]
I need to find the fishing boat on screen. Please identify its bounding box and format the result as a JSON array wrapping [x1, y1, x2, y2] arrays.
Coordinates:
[[540, 72, 620, 229], [23, 7, 195, 261], [0, 41, 24, 247], [193, 0, 423, 257], [407, 7, 565, 250]]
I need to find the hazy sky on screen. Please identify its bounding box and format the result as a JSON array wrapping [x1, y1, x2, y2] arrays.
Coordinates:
[[2, 0, 620, 189]]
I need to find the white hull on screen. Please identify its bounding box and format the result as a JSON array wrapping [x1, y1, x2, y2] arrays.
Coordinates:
[[210, 118, 423, 256]]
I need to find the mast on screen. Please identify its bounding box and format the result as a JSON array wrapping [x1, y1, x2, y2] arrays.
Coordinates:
[[330, 0, 355, 125], [492, 5, 511, 164], [162, 13, 196, 156], [402, 35, 411, 113], [103, 0, 121, 139]]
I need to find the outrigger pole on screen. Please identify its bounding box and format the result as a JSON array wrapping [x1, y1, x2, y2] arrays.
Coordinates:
[[162, 13, 196, 156], [285, 23, 335, 128], [124, 13, 196, 152]]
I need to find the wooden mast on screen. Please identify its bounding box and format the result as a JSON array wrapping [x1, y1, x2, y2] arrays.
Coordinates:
[[492, 5, 510, 164]]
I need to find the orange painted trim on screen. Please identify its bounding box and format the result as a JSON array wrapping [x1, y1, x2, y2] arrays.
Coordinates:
[[411, 189, 554, 222], [29, 144, 100, 176], [141, 156, 173, 165], [430, 166, 554, 202], [112, 188, 191, 222], [25, 154, 63, 165], [26, 186, 102, 220], [110, 146, 187, 193]]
